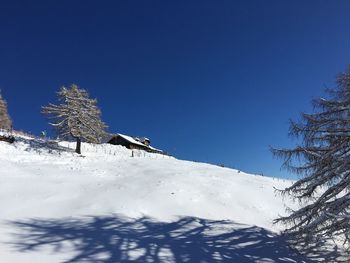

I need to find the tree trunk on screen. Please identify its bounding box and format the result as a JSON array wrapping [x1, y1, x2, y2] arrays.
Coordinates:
[[76, 137, 81, 154]]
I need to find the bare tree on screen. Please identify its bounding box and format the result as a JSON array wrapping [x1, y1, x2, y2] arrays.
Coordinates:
[[42, 84, 107, 154], [0, 92, 12, 130], [272, 67, 350, 246]]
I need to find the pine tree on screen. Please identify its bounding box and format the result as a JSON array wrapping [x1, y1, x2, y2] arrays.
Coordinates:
[[272, 67, 350, 246], [0, 92, 12, 130], [42, 84, 107, 154]]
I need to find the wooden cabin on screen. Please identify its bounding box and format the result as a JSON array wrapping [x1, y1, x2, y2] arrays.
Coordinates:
[[0, 134, 15, 144], [108, 133, 163, 154]]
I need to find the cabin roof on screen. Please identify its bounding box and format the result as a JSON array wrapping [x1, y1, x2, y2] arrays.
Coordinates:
[[148, 145, 162, 152], [109, 133, 163, 153], [115, 133, 147, 147]]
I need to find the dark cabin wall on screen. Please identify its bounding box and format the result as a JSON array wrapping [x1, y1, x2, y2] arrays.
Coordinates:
[[108, 136, 130, 148], [129, 144, 148, 151]]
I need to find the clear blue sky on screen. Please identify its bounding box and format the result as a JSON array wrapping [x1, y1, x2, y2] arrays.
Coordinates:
[[1, 1, 350, 178]]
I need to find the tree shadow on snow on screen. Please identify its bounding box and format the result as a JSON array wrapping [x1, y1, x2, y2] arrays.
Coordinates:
[[15, 136, 74, 154], [8, 215, 346, 263]]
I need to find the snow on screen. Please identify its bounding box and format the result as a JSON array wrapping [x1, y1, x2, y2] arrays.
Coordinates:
[[0, 134, 346, 262]]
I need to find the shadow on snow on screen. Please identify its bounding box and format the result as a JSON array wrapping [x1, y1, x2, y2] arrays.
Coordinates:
[[8, 215, 346, 263], [15, 136, 74, 154]]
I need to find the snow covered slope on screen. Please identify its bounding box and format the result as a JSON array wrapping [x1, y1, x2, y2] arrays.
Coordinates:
[[0, 135, 344, 262]]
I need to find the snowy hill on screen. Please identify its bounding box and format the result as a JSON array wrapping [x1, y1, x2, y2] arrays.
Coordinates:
[[0, 134, 345, 262]]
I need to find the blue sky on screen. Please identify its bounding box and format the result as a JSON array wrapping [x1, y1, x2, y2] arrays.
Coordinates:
[[1, 1, 350, 178]]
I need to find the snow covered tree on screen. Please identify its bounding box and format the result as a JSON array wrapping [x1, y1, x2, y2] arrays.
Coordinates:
[[0, 92, 12, 130], [272, 67, 350, 246], [42, 84, 107, 154]]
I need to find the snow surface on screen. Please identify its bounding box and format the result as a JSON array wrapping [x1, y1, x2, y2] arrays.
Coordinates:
[[0, 134, 346, 262]]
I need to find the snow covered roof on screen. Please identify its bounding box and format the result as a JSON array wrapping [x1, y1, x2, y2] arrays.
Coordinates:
[[116, 133, 147, 147], [148, 145, 163, 153]]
